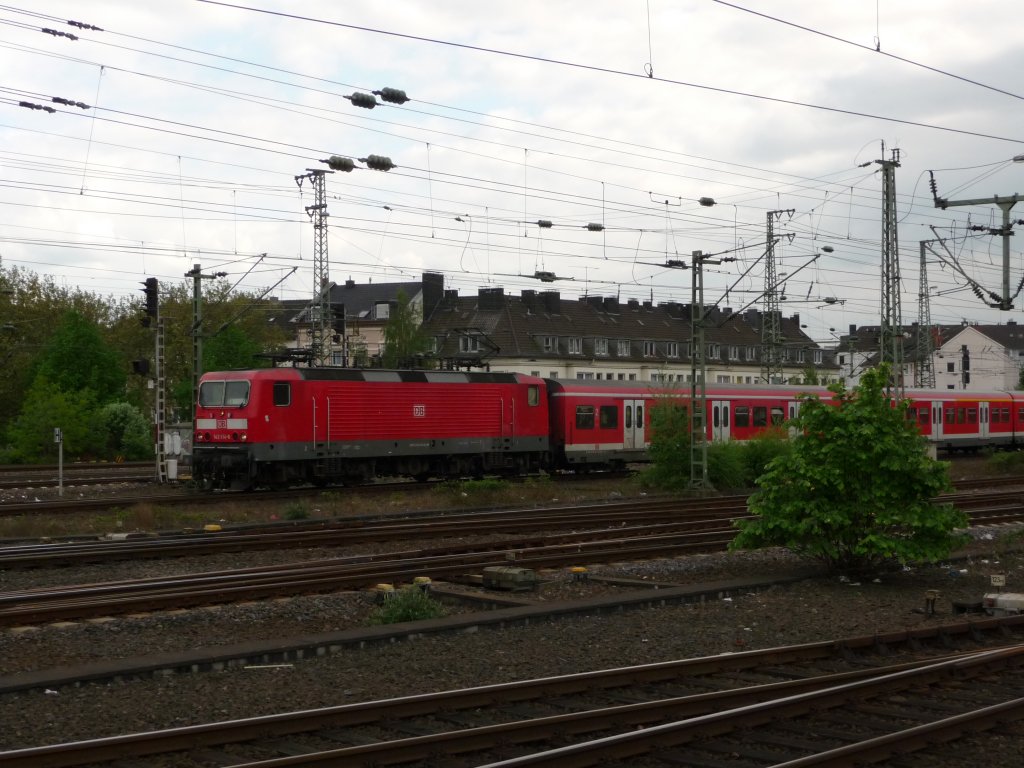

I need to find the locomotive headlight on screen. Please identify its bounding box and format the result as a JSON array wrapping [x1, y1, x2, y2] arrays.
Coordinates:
[[204, 432, 211, 442], [241, 433, 247, 441], [231, 432, 239, 441]]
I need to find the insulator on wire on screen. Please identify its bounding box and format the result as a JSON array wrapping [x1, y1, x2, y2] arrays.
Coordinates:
[[19, 101, 56, 113], [536, 220, 553, 228], [360, 154, 395, 171], [68, 20, 103, 31], [585, 223, 604, 232], [324, 156, 355, 173], [347, 92, 377, 109], [374, 87, 408, 104], [52, 96, 90, 109], [42, 27, 78, 40]]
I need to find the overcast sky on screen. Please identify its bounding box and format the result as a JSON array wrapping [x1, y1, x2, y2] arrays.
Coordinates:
[[2, 0, 1023, 345]]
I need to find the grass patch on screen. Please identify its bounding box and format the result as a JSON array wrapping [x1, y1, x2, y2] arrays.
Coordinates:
[[369, 587, 446, 624]]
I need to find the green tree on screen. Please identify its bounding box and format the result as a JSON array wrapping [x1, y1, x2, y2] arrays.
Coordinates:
[[5, 380, 105, 462], [641, 397, 691, 491], [381, 290, 432, 368], [99, 402, 153, 460], [731, 365, 967, 575], [33, 311, 126, 404]]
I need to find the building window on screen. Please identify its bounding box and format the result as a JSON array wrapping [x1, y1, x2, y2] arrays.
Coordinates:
[[728, 345, 739, 361], [643, 340, 657, 357], [716, 375, 730, 383], [838, 354, 846, 365], [594, 338, 608, 356], [707, 343, 720, 358], [781, 348, 789, 362], [542, 335, 556, 352], [666, 341, 679, 357], [617, 339, 630, 356], [460, 335, 480, 353], [797, 349, 806, 363], [947, 362, 955, 373], [746, 346, 757, 361], [568, 337, 583, 355], [628, 373, 637, 380], [813, 349, 823, 364], [549, 371, 559, 379], [617, 373, 625, 380]]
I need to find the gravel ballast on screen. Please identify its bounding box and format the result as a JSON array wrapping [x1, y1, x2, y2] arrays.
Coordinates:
[[3, 529, 1024, 758]]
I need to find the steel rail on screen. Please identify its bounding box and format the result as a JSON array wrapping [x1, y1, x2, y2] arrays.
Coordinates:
[[473, 645, 1024, 767], [3, 641, 1022, 767]]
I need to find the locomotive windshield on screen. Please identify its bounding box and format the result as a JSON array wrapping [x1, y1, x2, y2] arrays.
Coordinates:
[[199, 380, 250, 408]]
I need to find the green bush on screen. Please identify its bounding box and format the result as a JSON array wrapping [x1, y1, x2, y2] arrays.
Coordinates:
[[987, 450, 1024, 474], [369, 587, 446, 624], [282, 502, 309, 520], [707, 441, 747, 490]]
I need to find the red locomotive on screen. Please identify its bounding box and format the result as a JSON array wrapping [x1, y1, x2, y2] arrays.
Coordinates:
[[193, 368, 549, 489], [192, 369, 1024, 489]]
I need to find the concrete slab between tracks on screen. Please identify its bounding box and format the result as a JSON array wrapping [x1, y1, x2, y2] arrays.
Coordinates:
[[0, 570, 819, 695]]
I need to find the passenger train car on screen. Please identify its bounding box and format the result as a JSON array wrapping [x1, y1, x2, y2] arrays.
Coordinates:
[[192, 368, 1024, 489]]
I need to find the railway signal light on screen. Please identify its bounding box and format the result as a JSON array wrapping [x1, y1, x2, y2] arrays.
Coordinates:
[[141, 277, 158, 326], [131, 359, 150, 375]]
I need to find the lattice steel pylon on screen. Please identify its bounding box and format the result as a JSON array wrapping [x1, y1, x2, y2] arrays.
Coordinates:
[[761, 209, 793, 384], [296, 168, 333, 366], [915, 240, 935, 388], [877, 148, 903, 395]]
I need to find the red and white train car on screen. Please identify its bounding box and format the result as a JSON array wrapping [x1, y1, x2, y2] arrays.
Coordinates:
[[193, 368, 550, 489], [548, 381, 1024, 469]]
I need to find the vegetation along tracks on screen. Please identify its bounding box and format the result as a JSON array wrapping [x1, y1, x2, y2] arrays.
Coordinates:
[[3, 621, 1024, 767]]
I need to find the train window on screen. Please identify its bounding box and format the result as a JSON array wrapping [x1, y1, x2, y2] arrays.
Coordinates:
[[528, 385, 540, 406], [636, 405, 643, 427], [224, 381, 249, 407], [198, 381, 224, 407], [199, 380, 250, 408], [945, 407, 955, 424], [1019, 408, 1024, 423], [956, 407, 966, 424], [273, 383, 290, 406], [918, 408, 928, 425], [723, 405, 729, 428], [713, 406, 719, 428], [625, 405, 632, 429], [967, 408, 977, 424], [753, 407, 768, 427], [770, 407, 784, 425], [734, 406, 750, 427], [599, 405, 617, 429], [575, 405, 595, 429]]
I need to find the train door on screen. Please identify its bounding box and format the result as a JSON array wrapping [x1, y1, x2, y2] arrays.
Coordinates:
[[786, 400, 802, 437], [623, 399, 646, 450], [979, 401, 989, 440], [711, 400, 731, 441], [931, 401, 944, 441]]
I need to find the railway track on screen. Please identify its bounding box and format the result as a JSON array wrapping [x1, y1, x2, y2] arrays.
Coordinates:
[[0, 461, 155, 490], [0, 518, 743, 627], [2, 495, 1021, 627], [4, 619, 1023, 767], [1, 489, 1021, 571]]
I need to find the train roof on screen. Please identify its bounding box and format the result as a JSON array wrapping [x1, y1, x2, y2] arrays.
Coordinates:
[[199, 368, 543, 385]]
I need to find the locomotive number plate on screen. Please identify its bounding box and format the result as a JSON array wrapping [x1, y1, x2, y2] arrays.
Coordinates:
[[413, 404, 426, 418]]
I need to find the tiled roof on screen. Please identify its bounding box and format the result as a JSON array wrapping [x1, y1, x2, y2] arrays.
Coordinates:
[[423, 288, 830, 366]]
